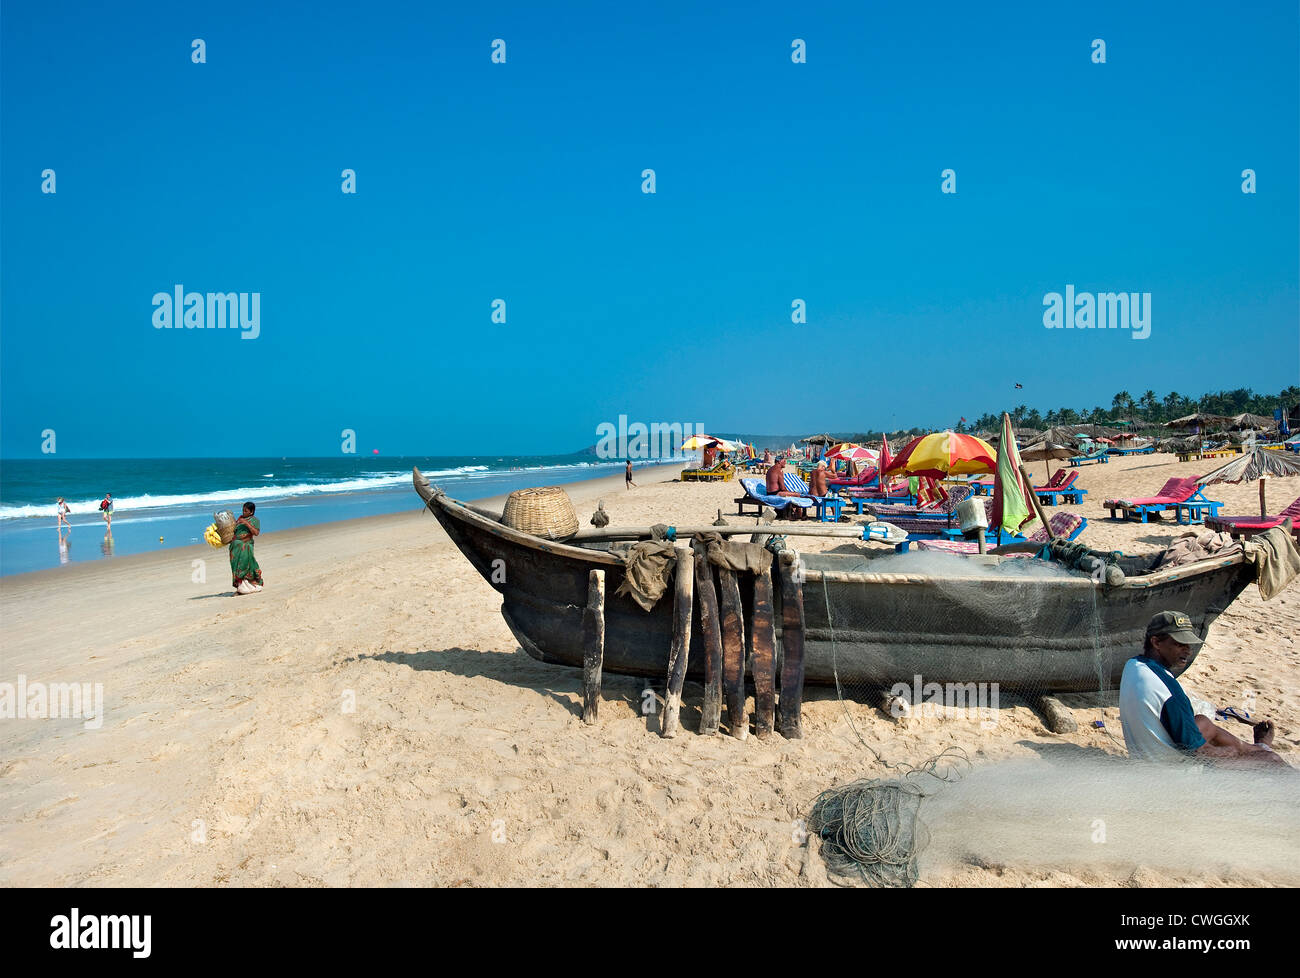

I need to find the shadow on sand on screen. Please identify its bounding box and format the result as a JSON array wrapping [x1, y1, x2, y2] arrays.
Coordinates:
[[362, 646, 848, 736]]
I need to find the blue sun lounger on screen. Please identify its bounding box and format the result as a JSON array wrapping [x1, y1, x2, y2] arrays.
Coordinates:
[[736, 477, 813, 516]]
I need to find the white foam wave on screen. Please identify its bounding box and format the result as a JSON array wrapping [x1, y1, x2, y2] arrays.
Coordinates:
[[0, 465, 490, 519], [1, 457, 685, 520]]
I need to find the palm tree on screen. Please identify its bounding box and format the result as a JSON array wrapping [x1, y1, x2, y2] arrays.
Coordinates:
[[1140, 390, 1158, 421]]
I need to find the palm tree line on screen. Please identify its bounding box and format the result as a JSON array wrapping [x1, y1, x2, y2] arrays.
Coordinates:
[[958, 385, 1300, 436]]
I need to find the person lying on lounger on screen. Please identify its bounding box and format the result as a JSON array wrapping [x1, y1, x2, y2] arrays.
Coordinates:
[[1120, 612, 1289, 769]]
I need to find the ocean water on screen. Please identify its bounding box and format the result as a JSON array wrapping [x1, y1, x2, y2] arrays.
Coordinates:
[[0, 454, 675, 576]]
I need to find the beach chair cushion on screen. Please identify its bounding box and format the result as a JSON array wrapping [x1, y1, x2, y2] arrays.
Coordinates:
[[868, 484, 971, 518], [914, 514, 1087, 553], [827, 466, 878, 488], [1104, 477, 1199, 509], [739, 477, 812, 510], [1204, 495, 1300, 533]]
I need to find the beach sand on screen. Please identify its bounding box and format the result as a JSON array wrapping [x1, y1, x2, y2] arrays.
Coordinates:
[[2, 454, 1298, 887]]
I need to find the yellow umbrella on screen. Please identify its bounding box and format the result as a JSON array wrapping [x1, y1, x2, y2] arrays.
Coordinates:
[[680, 434, 719, 451], [884, 431, 997, 478]]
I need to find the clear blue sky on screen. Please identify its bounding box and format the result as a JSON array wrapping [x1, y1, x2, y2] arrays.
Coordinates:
[[3, 0, 1297, 457]]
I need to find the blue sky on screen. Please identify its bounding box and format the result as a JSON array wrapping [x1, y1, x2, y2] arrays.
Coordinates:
[[2, 0, 1297, 457]]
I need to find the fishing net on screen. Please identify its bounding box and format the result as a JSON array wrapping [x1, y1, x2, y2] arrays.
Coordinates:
[[807, 748, 968, 888], [803, 543, 1146, 884]]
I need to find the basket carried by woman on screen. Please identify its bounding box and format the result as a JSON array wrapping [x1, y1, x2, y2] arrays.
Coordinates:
[[213, 510, 237, 545]]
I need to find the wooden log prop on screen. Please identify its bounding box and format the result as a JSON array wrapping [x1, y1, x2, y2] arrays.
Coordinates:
[[581, 569, 606, 724], [692, 540, 724, 736], [660, 548, 694, 739], [575, 523, 871, 543], [777, 552, 806, 739], [751, 564, 777, 739], [1036, 695, 1077, 734], [718, 567, 748, 740]]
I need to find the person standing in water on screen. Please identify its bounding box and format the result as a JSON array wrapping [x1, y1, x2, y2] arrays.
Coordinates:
[[56, 497, 71, 531], [229, 502, 264, 594], [99, 492, 113, 528]]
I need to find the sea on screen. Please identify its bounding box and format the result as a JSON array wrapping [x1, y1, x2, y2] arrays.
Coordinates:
[[0, 454, 678, 576]]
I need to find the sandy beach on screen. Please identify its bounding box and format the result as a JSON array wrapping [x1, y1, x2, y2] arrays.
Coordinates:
[[2, 454, 1298, 887]]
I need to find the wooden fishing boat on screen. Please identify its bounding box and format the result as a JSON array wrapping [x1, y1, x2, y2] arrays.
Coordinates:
[[414, 470, 1256, 694]]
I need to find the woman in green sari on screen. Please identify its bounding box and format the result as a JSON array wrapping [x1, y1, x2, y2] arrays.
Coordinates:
[[230, 502, 264, 594]]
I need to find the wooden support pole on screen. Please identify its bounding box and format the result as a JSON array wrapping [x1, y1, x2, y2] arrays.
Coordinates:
[[717, 567, 748, 740], [777, 552, 806, 739], [581, 569, 606, 724], [751, 564, 777, 739], [660, 548, 694, 739], [692, 541, 723, 736], [1019, 463, 1056, 541]]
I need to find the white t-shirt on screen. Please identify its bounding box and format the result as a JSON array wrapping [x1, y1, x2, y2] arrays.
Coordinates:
[[1119, 655, 1207, 762]]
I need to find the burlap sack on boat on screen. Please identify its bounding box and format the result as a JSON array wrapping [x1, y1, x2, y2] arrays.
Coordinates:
[[1248, 526, 1300, 601], [692, 531, 770, 574], [615, 540, 679, 612]]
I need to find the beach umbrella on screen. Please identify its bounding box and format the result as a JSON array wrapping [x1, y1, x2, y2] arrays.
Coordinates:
[[1165, 413, 1234, 429], [825, 443, 878, 464], [884, 431, 997, 479], [680, 434, 719, 451], [825, 442, 879, 479], [1232, 412, 1275, 431], [1196, 447, 1300, 517], [1020, 440, 1076, 480]]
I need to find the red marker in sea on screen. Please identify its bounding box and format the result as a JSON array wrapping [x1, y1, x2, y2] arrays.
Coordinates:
[[372, 449, 379, 454]]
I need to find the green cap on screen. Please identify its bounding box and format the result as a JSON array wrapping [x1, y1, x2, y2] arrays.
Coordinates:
[[1144, 611, 1202, 646]]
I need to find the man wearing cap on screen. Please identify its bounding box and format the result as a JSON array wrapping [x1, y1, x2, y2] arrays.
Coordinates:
[[1119, 611, 1287, 768]]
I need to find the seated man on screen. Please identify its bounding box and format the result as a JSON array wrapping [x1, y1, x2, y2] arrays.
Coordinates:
[[808, 460, 831, 497], [765, 458, 785, 495], [763, 458, 808, 519], [1120, 612, 1288, 769]]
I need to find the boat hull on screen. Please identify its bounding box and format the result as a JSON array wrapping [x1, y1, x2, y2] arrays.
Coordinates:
[[422, 489, 1255, 694]]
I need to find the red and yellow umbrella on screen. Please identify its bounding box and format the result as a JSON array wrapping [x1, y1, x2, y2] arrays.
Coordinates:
[[884, 431, 997, 478], [825, 442, 879, 464]]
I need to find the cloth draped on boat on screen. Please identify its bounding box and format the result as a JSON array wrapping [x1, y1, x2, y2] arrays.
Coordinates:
[[1153, 530, 1240, 571], [229, 516, 263, 588], [692, 531, 770, 574], [615, 531, 774, 611], [615, 540, 679, 611], [1247, 526, 1300, 601]]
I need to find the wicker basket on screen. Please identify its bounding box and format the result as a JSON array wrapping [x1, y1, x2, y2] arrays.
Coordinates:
[[214, 510, 237, 545], [501, 487, 578, 540]]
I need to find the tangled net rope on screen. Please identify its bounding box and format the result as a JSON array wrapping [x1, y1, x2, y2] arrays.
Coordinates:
[[806, 747, 969, 888]]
